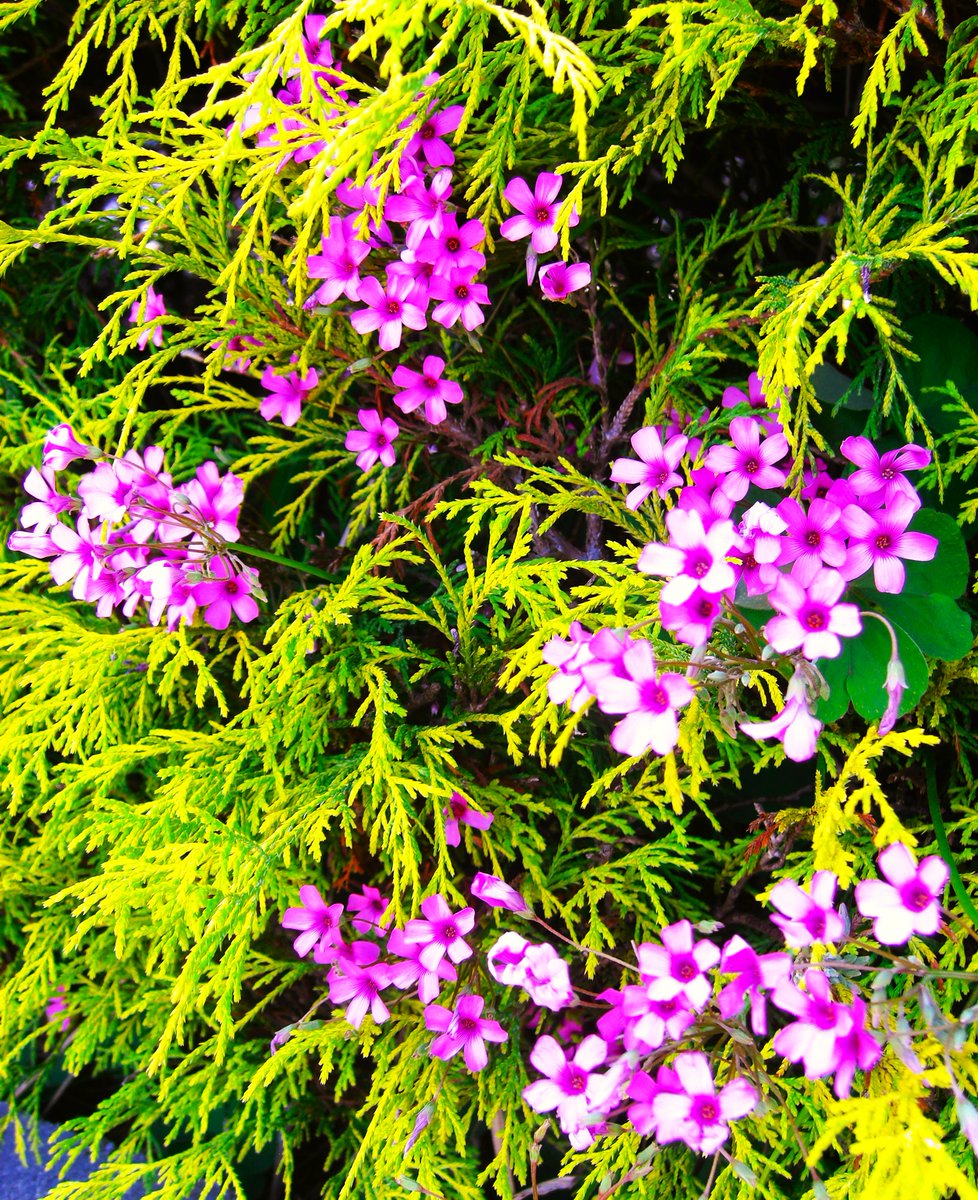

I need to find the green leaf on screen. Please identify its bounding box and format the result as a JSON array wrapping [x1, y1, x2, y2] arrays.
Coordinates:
[[876, 593, 974, 661], [900, 509, 970, 599], [846, 619, 929, 722], [814, 648, 852, 723]]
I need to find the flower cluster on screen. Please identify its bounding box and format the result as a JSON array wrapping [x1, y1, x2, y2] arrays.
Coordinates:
[[8, 424, 262, 629], [547, 374, 937, 763]]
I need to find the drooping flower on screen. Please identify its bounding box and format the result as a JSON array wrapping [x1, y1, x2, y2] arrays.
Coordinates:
[[841, 493, 938, 593], [442, 791, 493, 846], [424, 993, 508, 1071], [260, 365, 318, 427], [18, 467, 75, 531], [345, 409, 399, 471], [403, 894, 475, 970], [610, 426, 689, 509], [769, 870, 845, 946], [539, 261, 591, 300], [391, 356, 463, 425], [739, 666, 823, 762], [763, 567, 862, 660], [854, 842, 949, 944], [500, 172, 578, 255], [470, 873, 527, 913], [645, 1052, 758, 1155], [282, 886, 345, 958], [733, 501, 786, 595], [42, 423, 99, 471], [487, 933, 575, 1010]]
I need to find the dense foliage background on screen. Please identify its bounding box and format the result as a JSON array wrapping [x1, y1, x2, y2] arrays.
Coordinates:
[[1, 1, 978, 1197]]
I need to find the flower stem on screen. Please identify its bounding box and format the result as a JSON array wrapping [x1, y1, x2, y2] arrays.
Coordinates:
[[234, 542, 335, 582]]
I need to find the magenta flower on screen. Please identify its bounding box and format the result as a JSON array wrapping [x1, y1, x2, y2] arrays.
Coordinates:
[[306, 215, 371, 306], [385, 169, 453, 246], [764, 567, 862, 660], [350, 272, 428, 351], [775, 497, 847, 583], [470, 873, 527, 913], [327, 941, 393, 1028], [345, 409, 399, 471], [49, 515, 110, 599], [387, 927, 457, 1003], [619, 986, 695, 1052], [588, 637, 694, 758], [840, 436, 931, 507], [646, 1052, 758, 1155], [658, 586, 725, 648], [841, 493, 938, 593], [191, 557, 260, 629], [704, 415, 789, 501], [610, 426, 689, 509], [769, 870, 845, 946], [128, 284, 167, 350], [544, 624, 629, 710], [734, 502, 786, 595], [282, 886, 344, 958], [500, 173, 578, 255], [403, 894, 475, 971], [635, 920, 720, 1012], [522, 1035, 615, 1151], [45, 985, 70, 1032], [414, 216, 486, 276], [424, 993, 508, 1071], [347, 885, 390, 935], [539, 261, 591, 300], [627, 1064, 682, 1137], [180, 462, 244, 542], [721, 371, 783, 435], [392, 355, 463, 425], [772, 970, 881, 1098], [42, 423, 98, 471], [404, 104, 463, 167], [854, 842, 948, 944], [260, 365, 318, 427], [716, 935, 792, 1035], [429, 269, 490, 330], [443, 791, 493, 846], [637, 510, 738, 605]]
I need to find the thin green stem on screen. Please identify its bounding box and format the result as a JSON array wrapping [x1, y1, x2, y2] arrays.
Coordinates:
[[926, 754, 978, 927], [233, 542, 335, 582]]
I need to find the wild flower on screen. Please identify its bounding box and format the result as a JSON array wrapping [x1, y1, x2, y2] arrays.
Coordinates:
[[854, 842, 949, 944], [424, 994, 508, 1071], [345, 409, 399, 471]]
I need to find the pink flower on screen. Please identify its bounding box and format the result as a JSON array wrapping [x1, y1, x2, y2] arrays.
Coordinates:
[[588, 637, 694, 758], [385, 169, 453, 247], [634, 920, 720, 1012], [840, 436, 931, 507], [739, 678, 822, 763], [854, 842, 948, 944], [42, 423, 99, 471], [618, 987, 695, 1053], [470, 873, 527, 913], [610, 426, 689, 509], [306, 215, 371, 306], [404, 104, 463, 167], [645, 1052, 758, 1155], [345, 410, 399, 471], [260, 365, 318, 427], [716, 935, 792, 1035], [769, 870, 845, 946], [180, 462, 244, 542], [424, 993, 508, 1071], [282, 886, 344, 958], [721, 371, 783, 435], [347, 885, 390, 935], [392, 355, 463, 425], [539, 261, 591, 300], [350, 272, 427, 351], [387, 927, 457, 1003], [45, 985, 70, 1032], [764, 567, 862, 660], [523, 1035, 616, 1151], [637, 510, 738, 605], [841, 493, 938, 593], [500, 173, 578, 255], [704, 415, 789, 501], [429, 269, 490, 330], [328, 941, 393, 1028], [733, 501, 786, 595], [443, 791, 493, 846], [659, 586, 725, 648], [128, 284, 167, 350], [772, 970, 881, 1098], [403, 894, 475, 970], [775, 497, 847, 583], [19, 467, 75, 531], [413, 216, 486, 276], [191, 556, 261, 629]]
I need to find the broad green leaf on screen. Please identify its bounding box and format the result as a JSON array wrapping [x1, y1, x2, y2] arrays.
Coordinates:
[[900, 509, 970, 599], [814, 647, 852, 723], [846, 619, 929, 722], [876, 593, 974, 662]]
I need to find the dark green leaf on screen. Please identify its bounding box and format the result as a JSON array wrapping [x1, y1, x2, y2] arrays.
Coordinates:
[[876, 593, 973, 661], [900, 509, 970, 598], [846, 619, 929, 721]]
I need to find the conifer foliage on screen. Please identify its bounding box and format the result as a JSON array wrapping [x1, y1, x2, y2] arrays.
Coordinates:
[[0, 1, 978, 1198]]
